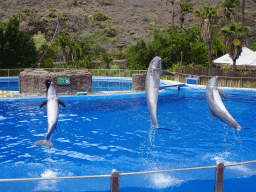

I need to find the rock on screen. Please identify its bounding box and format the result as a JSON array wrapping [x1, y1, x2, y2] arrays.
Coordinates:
[[132, 73, 147, 91], [19, 69, 92, 96]]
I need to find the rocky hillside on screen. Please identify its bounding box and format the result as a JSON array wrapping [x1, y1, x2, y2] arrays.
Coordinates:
[[0, 0, 256, 53]]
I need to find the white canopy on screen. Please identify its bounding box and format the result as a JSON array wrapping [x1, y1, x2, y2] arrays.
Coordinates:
[[213, 47, 256, 66]]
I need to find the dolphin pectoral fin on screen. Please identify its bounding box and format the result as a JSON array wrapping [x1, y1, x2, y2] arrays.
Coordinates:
[[210, 111, 214, 121], [149, 127, 173, 131], [218, 89, 226, 99], [161, 70, 174, 76], [32, 140, 54, 148], [40, 100, 47, 108], [58, 99, 65, 107]]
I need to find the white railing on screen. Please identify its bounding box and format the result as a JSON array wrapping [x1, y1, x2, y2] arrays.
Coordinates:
[[0, 68, 175, 80], [0, 160, 255, 192]]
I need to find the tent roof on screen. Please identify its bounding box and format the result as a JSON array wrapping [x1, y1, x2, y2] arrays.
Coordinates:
[[213, 47, 256, 66]]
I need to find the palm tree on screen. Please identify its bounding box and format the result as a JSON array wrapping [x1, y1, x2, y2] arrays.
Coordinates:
[[179, 0, 194, 28], [241, 0, 245, 26], [194, 6, 218, 67], [220, 22, 250, 73], [170, 0, 175, 31], [217, 0, 241, 25]]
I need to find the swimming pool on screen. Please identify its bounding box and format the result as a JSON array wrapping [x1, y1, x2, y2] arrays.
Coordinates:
[[0, 87, 256, 191], [0, 77, 170, 93]]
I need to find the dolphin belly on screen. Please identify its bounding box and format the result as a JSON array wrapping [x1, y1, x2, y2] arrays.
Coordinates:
[[145, 74, 160, 128], [205, 76, 242, 131]]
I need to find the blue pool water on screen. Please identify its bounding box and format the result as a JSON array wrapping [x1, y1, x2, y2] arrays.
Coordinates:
[[0, 77, 169, 92], [0, 77, 19, 91], [0, 87, 256, 191]]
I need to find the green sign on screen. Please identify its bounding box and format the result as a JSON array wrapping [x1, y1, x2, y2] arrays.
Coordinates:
[[57, 77, 70, 85]]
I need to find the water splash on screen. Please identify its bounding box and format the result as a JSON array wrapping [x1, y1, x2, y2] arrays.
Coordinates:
[[150, 173, 183, 189], [33, 170, 59, 191]]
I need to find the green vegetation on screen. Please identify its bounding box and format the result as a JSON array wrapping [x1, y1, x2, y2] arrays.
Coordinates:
[[102, 26, 116, 37], [59, 12, 70, 21], [0, 16, 38, 68], [126, 27, 208, 70], [249, 38, 256, 51], [220, 22, 250, 72], [93, 12, 109, 21]]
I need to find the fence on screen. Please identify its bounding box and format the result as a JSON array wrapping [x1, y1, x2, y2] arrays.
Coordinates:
[[0, 160, 255, 192], [0, 68, 175, 80]]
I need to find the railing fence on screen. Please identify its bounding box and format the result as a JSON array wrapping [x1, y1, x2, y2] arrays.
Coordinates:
[[0, 68, 175, 80], [0, 160, 255, 192]]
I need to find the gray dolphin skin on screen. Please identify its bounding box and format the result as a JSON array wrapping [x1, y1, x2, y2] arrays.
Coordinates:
[[145, 56, 174, 131], [33, 82, 65, 147], [206, 76, 243, 131]]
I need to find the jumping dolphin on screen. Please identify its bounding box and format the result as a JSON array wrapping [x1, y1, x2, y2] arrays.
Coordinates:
[[33, 81, 65, 147], [206, 76, 243, 131], [145, 56, 174, 131], [45, 80, 51, 96]]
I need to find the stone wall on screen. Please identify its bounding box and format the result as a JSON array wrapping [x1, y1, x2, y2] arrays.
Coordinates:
[[132, 73, 146, 91], [19, 69, 92, 96]]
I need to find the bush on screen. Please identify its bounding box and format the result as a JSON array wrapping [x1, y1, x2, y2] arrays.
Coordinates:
[[40, 58, 54, 68], [93, 12, 109, 21], [59, 12, 70, 21], [102, 26, 116, 37], [126, 27, 208, 70]]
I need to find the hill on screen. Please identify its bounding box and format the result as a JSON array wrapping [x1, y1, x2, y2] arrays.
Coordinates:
[[0, 0, 256, 54]]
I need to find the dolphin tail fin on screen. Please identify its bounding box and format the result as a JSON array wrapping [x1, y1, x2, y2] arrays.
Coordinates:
[[149, 127, 173, 131], [237, 127, 251, 131], [32, 140, 53, 148]]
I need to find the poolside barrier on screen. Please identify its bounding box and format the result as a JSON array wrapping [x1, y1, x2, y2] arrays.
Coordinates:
[[0, 160, 256, 191]]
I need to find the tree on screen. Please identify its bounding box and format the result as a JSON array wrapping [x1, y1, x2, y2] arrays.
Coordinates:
[[59, 34, 72, 64], [194, 6, 218, 67], [220, 22, 250, 72], [0, 16, 38, 68], [126, 28, 208, 70], [179, 0, 194, 28], [217, 0, 241, 25]]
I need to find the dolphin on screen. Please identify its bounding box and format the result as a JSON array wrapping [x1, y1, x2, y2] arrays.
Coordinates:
[[33, 81, 65, 147], [145, 56, 174, 131], [45, 80, 51, 96], [205, 76, 243, 131]]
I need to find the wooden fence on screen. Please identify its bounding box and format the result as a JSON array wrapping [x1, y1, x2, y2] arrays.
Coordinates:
[[176, 67, 256, 88]]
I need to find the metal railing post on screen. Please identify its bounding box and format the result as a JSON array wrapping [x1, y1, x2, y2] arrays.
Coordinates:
[[110, 169, 120, 192], [215, 161, 225, 192]]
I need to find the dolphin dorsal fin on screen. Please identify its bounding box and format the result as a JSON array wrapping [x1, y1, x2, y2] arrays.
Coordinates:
[[161, 70, 174, 76], [40, 100, 47, 108], [58, 99, 65, 107], [218, 89, 226, 99]]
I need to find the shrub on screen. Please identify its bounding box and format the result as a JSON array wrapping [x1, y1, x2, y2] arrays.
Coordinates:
[[59, 12, 70, 21], [48, 8, 56, 18], [93, 12, 109, 21], [40, 58, 54, 68], [102, 26, 116, 37]]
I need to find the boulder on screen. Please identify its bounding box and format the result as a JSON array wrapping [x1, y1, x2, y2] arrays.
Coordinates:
[[132, 73, 146, 91], [19, 69, 92, 96]]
